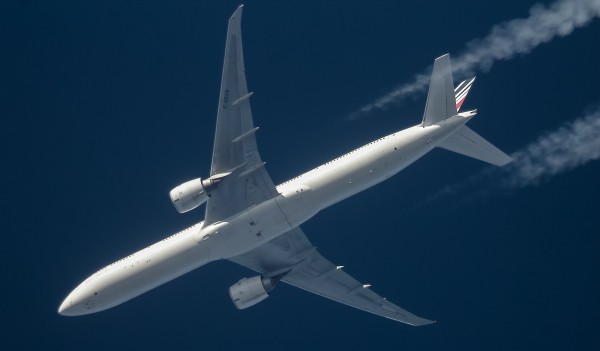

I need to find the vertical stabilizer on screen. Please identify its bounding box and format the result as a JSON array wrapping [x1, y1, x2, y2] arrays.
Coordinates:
[[422, 54, 456, 127]]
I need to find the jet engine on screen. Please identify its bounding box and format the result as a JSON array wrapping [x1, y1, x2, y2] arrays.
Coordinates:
[[169, 173, 231, 213], [169, 178, 211, 213], [229, 276, 278, 310]]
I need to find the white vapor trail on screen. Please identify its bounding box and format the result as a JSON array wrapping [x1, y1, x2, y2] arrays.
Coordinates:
[[349, 0, 600, 120], [507, 105, 600, 188], [425, 104, 600, 204]]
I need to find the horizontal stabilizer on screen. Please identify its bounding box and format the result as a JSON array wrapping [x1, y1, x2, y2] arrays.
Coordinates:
[[438, 125, 512, 166]]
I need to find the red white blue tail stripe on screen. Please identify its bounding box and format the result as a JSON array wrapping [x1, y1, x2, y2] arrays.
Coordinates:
[[454, 77, 475, 112]]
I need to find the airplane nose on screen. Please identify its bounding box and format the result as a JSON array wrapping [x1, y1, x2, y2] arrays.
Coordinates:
[[57, 299, 74, 316], [58, 295, 88, 316], [58, 288, 96, 316]]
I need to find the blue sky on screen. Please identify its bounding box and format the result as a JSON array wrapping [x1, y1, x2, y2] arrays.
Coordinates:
[[2, 0, 599, 349]]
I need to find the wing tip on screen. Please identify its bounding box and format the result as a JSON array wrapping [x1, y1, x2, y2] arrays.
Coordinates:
[[408, 318, 436, 326], [391, 310, 436, 326], [229, 4, 244, 23], [496, 155, 514, 167], [435, 53, 450, 62]]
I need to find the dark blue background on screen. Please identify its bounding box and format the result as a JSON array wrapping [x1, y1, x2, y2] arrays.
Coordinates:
[[2, 0, 599, 349]]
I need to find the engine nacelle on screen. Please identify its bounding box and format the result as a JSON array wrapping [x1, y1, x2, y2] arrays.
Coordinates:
[[229, 276, 277, 310], [169, 178, 210, 213], [169, 173, 230, 213]]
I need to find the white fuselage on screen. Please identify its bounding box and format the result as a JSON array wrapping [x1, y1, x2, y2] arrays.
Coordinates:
[[58, 114, 471, 316]]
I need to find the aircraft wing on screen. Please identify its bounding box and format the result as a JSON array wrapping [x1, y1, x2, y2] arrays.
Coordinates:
[[228, 227, 435, 326], [205, 6, 278, 225]]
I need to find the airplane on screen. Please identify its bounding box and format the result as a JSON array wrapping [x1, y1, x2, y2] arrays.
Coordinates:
[[58, 5, 511, 325]]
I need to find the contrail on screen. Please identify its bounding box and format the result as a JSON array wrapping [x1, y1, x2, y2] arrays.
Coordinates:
[[348, 0, 600, 120], [424, 104, 600, 204], [507, 105, 600, 188]]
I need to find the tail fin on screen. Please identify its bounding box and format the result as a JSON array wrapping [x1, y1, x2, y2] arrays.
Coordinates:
[[422, 54, 457, 127], [438, 125, 513, 166], [422, 54, 511, 166], [455, 77, 475, 112]]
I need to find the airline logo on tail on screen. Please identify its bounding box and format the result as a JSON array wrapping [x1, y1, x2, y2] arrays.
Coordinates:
[[455, 77, 476, 112]]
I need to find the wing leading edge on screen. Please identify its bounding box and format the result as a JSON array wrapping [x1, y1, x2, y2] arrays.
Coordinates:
[[229, 227, 435, 326], [205, 5, 278, 225]]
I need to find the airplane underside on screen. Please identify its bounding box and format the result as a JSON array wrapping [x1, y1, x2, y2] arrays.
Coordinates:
[[59, 5, 510, 325]]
